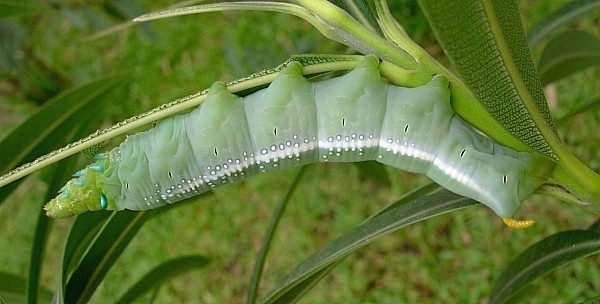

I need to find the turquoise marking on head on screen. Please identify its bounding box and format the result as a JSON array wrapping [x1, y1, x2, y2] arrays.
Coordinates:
[[100, 192, 108, 209]]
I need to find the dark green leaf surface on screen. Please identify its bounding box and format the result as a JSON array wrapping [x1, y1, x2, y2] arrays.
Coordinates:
[[538, 30, 600, 85], [0, 73, 131, 205], [116, 255, 210, 304], [490, 230, 600, 303], [528, 0, 600, 48], [0, 271, 52, 303], [261, 190, 476, 303], [418, 0, 556, 157], [59, 195, 201, 303], [63, 210, 153, 304]]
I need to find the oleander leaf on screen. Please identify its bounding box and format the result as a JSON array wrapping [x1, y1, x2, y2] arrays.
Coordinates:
[[537, 30, 600, 85], [116, 255, 210, 304], [261, 190, 476, 303], [418, 0, 557, 158], [490, 229, 600, 303], [528, 0, 600, 48]]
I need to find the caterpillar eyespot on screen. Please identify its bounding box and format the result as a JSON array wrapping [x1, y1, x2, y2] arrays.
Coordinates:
[[44, 55, 542, 226]]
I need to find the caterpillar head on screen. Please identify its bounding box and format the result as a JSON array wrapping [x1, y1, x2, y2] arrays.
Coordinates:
[[45, 155, 112, 218]]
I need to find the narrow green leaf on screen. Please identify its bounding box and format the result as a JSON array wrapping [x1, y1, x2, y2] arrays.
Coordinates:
[[0, 272, 53, 303], [490, 230, 600, 304], [0, 0, 49, 18], [247, 167, 307, 304], [418, 0, 556, 157], [60, 195, 200, 303], [116, 255, 210, 304], [28, 86, 118, 304], [261, 190, 476, 303], [265, 183, 445, 304], [63, 210, 153, 304], [528, 0, 600, 48], [537, 30, 600, 85], [0, 56, 364, 189], [0, 73, 131, 193], [556, 98, 600, 126]]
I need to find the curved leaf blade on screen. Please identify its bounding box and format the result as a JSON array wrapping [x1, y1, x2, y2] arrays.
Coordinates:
[[60, 195, 200, 303], [490, 230, 600, 304], [537, 30, 600, 85], [247, 167, 307, 304], [528, 0, 600, 48], [261, 190, 477, 303], [116, 255, 210, 304], [0, 73, 132, 191], [418, 0, 556, 157], [0, 271, 53, 303]]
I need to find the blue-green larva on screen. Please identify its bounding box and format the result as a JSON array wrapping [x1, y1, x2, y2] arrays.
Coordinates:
[[45, 56, 544, 227]]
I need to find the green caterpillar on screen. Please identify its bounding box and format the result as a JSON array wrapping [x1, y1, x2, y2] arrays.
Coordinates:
[[45, 56, 545, 227]]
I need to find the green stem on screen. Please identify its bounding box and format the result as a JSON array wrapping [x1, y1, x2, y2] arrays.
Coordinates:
[[551, 146, 600, 213], [294, 0, 417, 70]]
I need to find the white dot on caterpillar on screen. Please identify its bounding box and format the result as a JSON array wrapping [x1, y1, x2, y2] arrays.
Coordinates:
[[279, 144, 285, 150], [387, 138, 393, 144], [270, 145, 277, 151], [368, 134, 374, 139], [359, 135, 365, 140], [261, 149, 268, 155], [328, 137, 333, 142], [293, 134, 298, 139], [336, 135, 342, 141], [215, 165, 221, 171], [286, 141, 291, 147], [228, 158, 233, 163], [351, 133, 357, 139], [294, 143, 300, 148], [304, 138, 309, 143]]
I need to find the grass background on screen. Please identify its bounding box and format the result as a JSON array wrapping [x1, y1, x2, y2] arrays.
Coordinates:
[[0, 0, 599, 303]]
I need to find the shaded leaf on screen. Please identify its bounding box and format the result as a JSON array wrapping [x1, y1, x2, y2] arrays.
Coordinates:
[[60, 195, 201, 303], [490, 230, 600, 303], [528, 0, 600, 48], [0, 272, 52, 303], [261, 190, 476, 303], [0, 73, 132, 203], [538, 30, 600, 85], [116, 255, 210, 304], [247, 167, 307, 304]]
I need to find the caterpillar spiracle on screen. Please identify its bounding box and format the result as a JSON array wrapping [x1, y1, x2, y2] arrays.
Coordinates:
[[45, 55, 545, 227]]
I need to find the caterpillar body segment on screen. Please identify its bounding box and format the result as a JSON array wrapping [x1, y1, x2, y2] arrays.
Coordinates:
[[45, 55, 542, 226]]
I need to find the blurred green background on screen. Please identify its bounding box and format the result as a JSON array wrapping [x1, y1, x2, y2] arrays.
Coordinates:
[[0, 0, 599, 302]]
